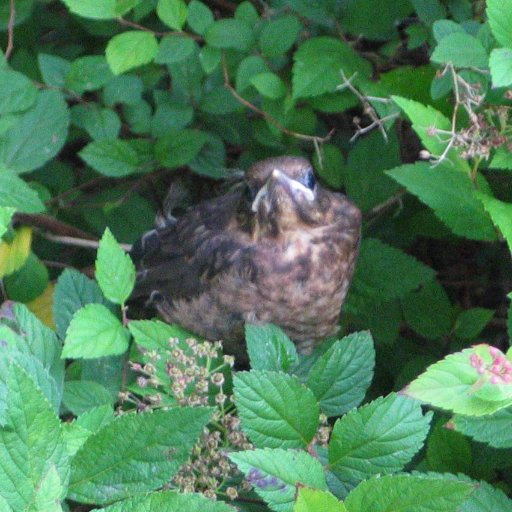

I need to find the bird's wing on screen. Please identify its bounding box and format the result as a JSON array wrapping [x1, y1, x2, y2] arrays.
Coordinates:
[[131, 189, 254, 301]]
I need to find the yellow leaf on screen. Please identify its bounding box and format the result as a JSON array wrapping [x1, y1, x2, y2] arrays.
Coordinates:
[[0, 226, 32, 277], [27, 282, 56, 329]]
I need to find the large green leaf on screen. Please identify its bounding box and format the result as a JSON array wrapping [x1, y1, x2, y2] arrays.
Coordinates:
[[0, 69, 37, 114], [234, 370, 319, 449], [487, 0, 512, 47], [0, 90, 69, 174], [431, 32, 489, 68], [0, 169, 45, 212], [106, 31, 158, 75], [386, 162, 497, 241], [61, 0, 116, 19], [68, 407, 212, 504]]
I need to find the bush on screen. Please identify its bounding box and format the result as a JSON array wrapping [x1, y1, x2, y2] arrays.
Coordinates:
[[0, 0, 512, 511]]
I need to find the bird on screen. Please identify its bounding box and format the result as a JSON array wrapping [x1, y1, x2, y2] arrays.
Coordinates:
[[131, 155, 362, 360]]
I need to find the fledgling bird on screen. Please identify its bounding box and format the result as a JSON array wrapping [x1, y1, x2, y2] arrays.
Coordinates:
[[132, 156, 361, 359]]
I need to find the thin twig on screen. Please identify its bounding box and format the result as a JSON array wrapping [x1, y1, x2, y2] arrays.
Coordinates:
[[13, 213, 97, 240], [222, 55, 333, 145], [43, 234, 132, 252], [5, 0, 15, 59], [117, 17, 202, 41]]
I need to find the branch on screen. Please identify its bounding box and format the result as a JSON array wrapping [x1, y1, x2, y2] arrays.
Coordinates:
[[5, 0, 15, 59], [13, 213, 97, 240]]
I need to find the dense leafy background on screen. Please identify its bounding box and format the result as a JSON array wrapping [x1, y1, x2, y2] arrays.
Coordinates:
[[1, 0, 512, 511]]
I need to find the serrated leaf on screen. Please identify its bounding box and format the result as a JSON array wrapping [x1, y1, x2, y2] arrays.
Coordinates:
[[344, 474, 473, 512], [453, 308, 494, 340], [106, 31, 158, 75], [53, 268, 112, 340], [34, 465, 64, 512], [292, 36, 372, 99], [92, 490, 236, 511], [62, 304, 129, 359], [489, 48, 512, 88], [205, 18, 254, 51], [452, 406, 512, 449], [245, 323, 298, 372], [386, 162, 497, 241], [0, 69, 37, 114], [230, 449, 327, 512], [259, 15, 301, 58], [431, 32, 488, 68], [63, 380, 114, 416], [350, 237, 436, 302], [187, 0, 214, 35], [154, 128, 208, 168], [157, 0, 187, 30], [477, 192, 512, 254], [68, 407, 212, 504], [0, 366, 69, 511], [306, 332, 375, 417], [294, 488, 346, 512], [328, 393, 432, 483], [404, 344, 512, 415], [392, 96, 466, 168], [460, 480, 512, 512], [95, 228, 135, 304], [234, 370, 319, 449], [79, 139, 149, 177], [0, 90, 69, 174], [61, 0, 116, 19], [65, 56, 114, 94], [0, 169, 45, 213], [487, 0, 512, 47], [71, 104, 121, 141]]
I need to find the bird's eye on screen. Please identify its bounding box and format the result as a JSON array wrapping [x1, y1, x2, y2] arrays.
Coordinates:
[[302, 169, 316, 190]]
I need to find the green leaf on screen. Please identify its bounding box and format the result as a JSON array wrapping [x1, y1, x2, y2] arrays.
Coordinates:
[[426, 420, 472, 473], [432, 19, 465, 42], [0, 69, 37, 114], [187, 0, 214, 35], [490, 146, 512, 170], [344, 474, 473, 512], [404, 344, 512, 415], [205, 18, 254, 51], [250, 72, 287, 99], [71, 104, 121, 141], [34, 465, 64, 512], [199, 45, 221, 73], [453, 308, 494, 340], [328, 393, 432, 483], [245, 323, 298, 372], [294, 488, 346, 512], [487, 0, 512, 47], [103, 75, 143, 106], [154, 128, 208, 168], [292, 36, 372, 99], [53, 268, 112, 340], [68, 407, 212, 504], [38, 53, 71, 88], [350, 238, 436, 302], [230, 448, 327, 512], [477, 192, 512, 253], [63, 380, 114, 416], [392, 96, 466, 168], [3, 252, 49, 302], [0, 206, 14, 238], [106, 31, 158, 75], [386, 162, 497, 241], [0, 366, 68, 511], [259, 15, 301, 58], [306, 332, 375, 417], [489, 48, 512, 88], [402, 280, 454, 340], [0, 169, 45, 212], [93, 490, 236, 511], [236, 55, 270, 92], [452, 407, 512, 448], [431, 32, 488, 68], [79, 139, 149, 177], [155, 35, 196, 65], [157, 0, 187, 30], [460, 480, 512, 512], [412, 0, 447, 25], [61, 0, 116, 19], [95, 228, 135, 304], [129, 319, 192, 351], [0, 90, 69, 174], [234, 370, 319, 449], [62, 304, 130, 359], [65, 56, 114, 94]]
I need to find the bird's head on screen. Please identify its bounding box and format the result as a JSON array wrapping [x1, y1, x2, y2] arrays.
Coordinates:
[[247, 156, 359, 237]]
